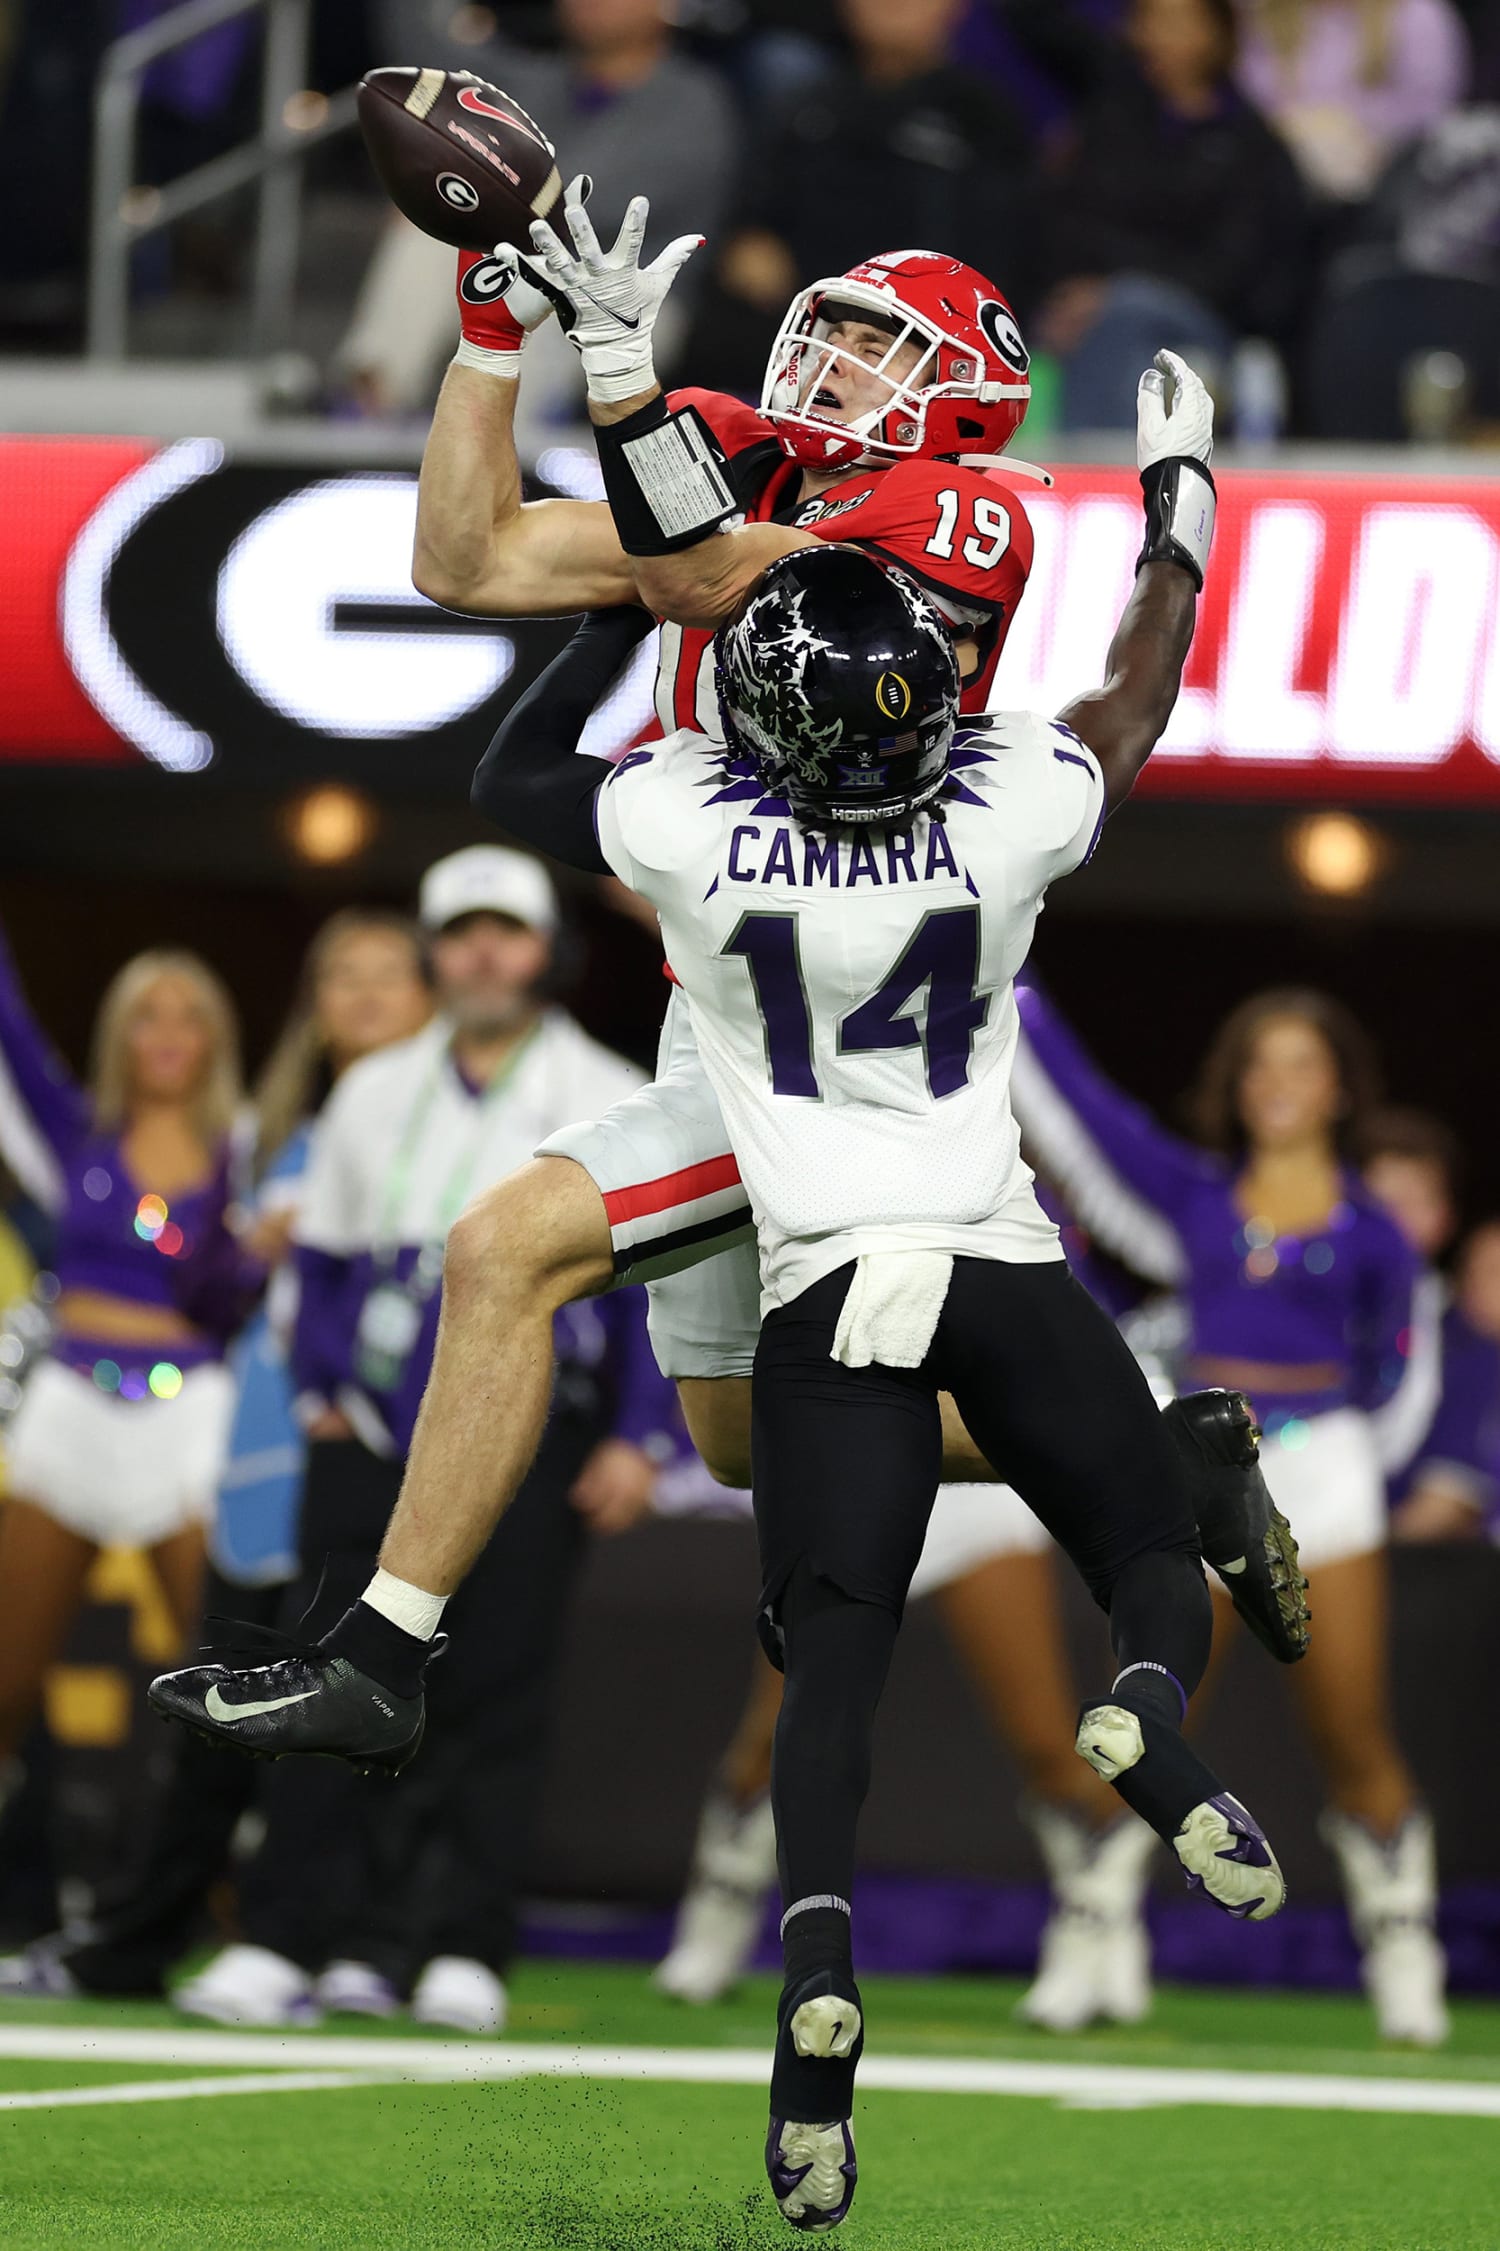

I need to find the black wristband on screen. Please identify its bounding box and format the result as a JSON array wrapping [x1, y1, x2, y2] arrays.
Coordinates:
[[595, 395, 741, 557], [1137, 457, 1217, 591]]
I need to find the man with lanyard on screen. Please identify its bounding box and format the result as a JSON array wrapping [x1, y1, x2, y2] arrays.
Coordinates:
[[175, 845, 670, 2035]]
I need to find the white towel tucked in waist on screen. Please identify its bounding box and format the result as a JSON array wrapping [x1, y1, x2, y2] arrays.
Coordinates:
[[831, 1251, 953, 1371]]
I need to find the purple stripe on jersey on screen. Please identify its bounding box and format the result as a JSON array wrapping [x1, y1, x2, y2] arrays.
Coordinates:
[[1052, 744, 1097, 777]]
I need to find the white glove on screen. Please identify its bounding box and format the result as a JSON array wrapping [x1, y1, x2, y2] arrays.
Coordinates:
[[1137, 349, 1214, 470], [527, 177, 702, 406]]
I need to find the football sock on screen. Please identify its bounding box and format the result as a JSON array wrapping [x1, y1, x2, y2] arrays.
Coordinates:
[[1089, 1545, 1223, 1839], [782, 1901, 855, 1989], [322, 1572, 445, 1700], [774, 1900, 862, 2121], [363, 1568, 447, 1641]]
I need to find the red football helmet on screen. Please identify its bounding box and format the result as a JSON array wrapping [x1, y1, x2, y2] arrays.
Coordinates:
[[761, 249, 1032, 474]]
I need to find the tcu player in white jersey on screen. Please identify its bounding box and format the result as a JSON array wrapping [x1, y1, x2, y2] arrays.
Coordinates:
[[567, 553, 1286, 2229]]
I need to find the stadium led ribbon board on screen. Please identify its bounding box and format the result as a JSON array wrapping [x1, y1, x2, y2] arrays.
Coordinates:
[[1008, 466, 1500, 804], [6, 437, 1500, 802]]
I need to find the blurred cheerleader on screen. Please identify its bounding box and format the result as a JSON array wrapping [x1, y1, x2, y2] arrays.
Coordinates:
[[0, 909, 432, 2001], [1013, 982, 1447, 2044], [0, 929, 260, 1785]]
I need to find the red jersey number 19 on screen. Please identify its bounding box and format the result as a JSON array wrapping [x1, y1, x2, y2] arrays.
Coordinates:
[[925, 488, 1013, 571]]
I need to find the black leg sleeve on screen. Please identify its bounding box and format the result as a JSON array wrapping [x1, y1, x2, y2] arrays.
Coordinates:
[[772, 1563, 901, 1923]]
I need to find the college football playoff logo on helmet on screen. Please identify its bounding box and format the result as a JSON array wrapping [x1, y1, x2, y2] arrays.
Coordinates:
[[875, 672, 912, 722]]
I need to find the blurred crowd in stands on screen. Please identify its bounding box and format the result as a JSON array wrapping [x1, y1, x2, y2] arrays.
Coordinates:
[[13, 0, 1500, 440]]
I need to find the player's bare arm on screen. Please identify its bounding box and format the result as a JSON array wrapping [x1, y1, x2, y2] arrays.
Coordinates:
[[1058, 351, 1216, 812], [1060, 564, 1199, 813], [410, 250, 636, 617], [413, 365, 633, 616], [409, 219, 805, 624]]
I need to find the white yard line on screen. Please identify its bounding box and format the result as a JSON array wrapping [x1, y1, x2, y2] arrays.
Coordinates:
[[0, 2027, 1498, 2120], [0, 2070, 393, 2113]]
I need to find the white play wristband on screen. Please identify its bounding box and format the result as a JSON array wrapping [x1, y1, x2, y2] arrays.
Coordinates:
[[453, 338, 523, 380], [581, 338, 659, 407]]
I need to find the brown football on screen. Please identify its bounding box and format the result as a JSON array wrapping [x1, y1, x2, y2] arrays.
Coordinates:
[[356, 67, 564, 252]]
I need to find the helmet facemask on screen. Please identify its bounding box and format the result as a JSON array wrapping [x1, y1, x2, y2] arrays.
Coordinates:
[[762, 276, 1028, 472]]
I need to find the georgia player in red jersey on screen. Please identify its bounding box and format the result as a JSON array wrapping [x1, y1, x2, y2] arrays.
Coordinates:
[[413, 203, 1037, 740]]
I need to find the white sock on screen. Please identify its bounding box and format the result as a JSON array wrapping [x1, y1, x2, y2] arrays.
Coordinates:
[[362, 1568, 447, 1642]]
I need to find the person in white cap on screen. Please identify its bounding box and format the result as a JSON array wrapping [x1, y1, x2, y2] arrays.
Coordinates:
[[172, 846, 674, 2036]]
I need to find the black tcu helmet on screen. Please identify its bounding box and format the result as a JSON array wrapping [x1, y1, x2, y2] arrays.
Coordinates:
[[715, 546, 961, 826]]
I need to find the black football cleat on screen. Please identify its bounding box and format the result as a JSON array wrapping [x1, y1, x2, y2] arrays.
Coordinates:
[[148, 1637, 424, 1777], [1163, 1389, 1310, 1665], [766, 1969, 863, 2231]]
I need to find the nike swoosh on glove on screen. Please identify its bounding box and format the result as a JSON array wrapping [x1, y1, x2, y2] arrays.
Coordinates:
[[528, 176, 702, 406], [1137, 349, 1214, 470]]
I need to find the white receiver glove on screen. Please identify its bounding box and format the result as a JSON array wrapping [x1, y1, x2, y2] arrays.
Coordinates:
[[1135, 349, 1216, 589], [527, 178, 703, 406], [1137, 349, 1214, 471]]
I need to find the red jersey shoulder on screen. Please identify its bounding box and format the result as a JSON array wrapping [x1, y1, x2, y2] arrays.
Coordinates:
[[666, 386, 778, 461], [793, 458, 1034, 614]]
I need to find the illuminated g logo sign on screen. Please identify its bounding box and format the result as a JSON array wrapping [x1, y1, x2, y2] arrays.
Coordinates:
[[876, 671, 912, 721]]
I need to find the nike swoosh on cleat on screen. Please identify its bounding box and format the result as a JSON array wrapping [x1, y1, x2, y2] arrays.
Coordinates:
[[203, 1685, 321, 1723]]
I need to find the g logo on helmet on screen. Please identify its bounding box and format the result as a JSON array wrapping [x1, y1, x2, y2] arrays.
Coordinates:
[[876, 671, 912, 722], [976, 300, 1030, 375], [437, 172, 481, 213]]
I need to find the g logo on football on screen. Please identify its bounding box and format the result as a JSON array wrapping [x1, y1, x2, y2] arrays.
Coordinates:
[[876, 671, 912, 722], [438, 172, 481, 213], [976, 300, 1030, 375]]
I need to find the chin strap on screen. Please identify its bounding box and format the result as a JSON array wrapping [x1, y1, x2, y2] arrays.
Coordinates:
[[949, 453, 1055, 487]]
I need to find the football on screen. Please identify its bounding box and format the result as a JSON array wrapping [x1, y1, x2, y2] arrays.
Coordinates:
[[356, 67, 564, 252]]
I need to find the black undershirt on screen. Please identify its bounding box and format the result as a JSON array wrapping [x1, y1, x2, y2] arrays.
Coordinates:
[[469, 606, 654, 875]]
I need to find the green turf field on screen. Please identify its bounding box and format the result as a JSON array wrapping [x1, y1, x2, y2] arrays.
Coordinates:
[[2, 1964, 1497, 2250]]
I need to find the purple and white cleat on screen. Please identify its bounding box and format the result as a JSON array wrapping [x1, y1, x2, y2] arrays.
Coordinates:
[[766, 2116, 858, 2232], [1174, 1792, 1286, 1921]]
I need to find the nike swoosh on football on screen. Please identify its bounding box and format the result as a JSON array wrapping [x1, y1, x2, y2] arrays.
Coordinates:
[[455, 86, 538, 137], [204, 1684, 320, 1722]]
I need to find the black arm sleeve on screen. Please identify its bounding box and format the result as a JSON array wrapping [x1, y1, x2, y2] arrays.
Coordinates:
[[470, 606, 656, 875]]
